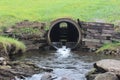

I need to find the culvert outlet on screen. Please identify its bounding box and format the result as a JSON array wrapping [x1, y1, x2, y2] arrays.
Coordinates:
[[47, 18, 82, 49]]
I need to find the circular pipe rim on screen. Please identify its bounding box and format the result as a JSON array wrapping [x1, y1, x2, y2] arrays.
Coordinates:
[[47, 18, 82, 49]]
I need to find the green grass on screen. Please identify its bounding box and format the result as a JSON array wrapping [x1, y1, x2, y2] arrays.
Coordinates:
[[0, 36, 26, 54], [96, 42, 120, 53], [13, 27, 41, 35], [0, 0, 120, 53], [0, 0, 120, 28]]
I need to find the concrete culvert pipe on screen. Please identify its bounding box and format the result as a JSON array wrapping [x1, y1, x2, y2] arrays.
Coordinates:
[[47, 18, 82, 49]]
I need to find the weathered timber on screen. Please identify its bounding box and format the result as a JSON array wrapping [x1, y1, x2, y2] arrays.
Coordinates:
[[83, 38, 111, 43], [79, 21, 115, 50], [46, 18, 117, 50], [102, 30, 115, 34], [81, 22, 114, 30]]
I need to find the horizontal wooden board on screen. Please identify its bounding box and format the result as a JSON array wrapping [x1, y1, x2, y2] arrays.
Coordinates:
[[102, 30, 115, 34], [83, 38, 112, 43], [81, 22, 114, 30]]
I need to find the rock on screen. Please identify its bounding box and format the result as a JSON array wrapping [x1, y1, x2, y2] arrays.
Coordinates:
[[0, 57, 5, 64], [86, 59, 120, 80], [94, 72, 119, 80], [4, 28, 14, 33], [0, 57, 7, 65], [86, 74, 98, 80], [0, 61, 44, 80], [0, 69, 15, 80], [41, 67, 53, 72], [0, 65, 11, 69], [86, 68, 98, 80], [61, 77, 71, 80], [98, 48, 120, 56], [116, 48, 120, 55], [41, 73, 52, 80], [94, 59, 120, 76], [9, 61, 43, 77]]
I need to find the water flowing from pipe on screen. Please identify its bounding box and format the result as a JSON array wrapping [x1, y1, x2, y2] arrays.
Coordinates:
[[56, 46, 71, 58]]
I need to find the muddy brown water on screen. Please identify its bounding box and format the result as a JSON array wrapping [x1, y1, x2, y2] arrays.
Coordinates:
[[16, 50, 120, 80]]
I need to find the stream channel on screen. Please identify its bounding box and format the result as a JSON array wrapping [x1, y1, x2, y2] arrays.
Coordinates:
[[16, 46, 120, 80]]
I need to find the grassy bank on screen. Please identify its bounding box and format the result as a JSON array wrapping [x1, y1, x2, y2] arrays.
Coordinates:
[[0, 0, 120, 52], [0, 36, 26, 54], [0, 0, 120, 28], [96, 42, 120, 53]]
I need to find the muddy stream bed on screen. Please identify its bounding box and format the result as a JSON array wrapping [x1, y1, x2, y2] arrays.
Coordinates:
[[15, 49, 120, 80]]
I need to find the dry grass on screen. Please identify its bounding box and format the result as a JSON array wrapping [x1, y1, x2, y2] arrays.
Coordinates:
[[0, 36, 26, 54]]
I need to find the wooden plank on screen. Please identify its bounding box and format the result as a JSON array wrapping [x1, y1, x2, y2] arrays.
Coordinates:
[[81, 22, 114, 30], [82, 22, 114, 28], [84, 41, 102, 48], [82, 25, 114, 30], [83, 38, 112, 43], [101, 34, 112, 37], [86, 29, 99, 33], [83, 28, 114, 40], [84, 32, 112, 40], [102, 30, 115, 34], [83, 38, 100, 43]]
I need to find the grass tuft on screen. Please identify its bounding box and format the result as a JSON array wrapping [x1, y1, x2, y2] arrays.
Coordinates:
[[0, 36, 26, 54], [96, 42, 120, 53]]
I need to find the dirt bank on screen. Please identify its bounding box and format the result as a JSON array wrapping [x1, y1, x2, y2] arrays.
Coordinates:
[[2, 20, 48, 51]]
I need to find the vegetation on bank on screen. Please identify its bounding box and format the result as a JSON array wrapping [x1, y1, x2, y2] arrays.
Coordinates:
[[0, 0, 120, 28], [0, 36, 26, 54], [0, 0, 120, 53], [96, 42, 120, 53], [13, 27, 41, 36]]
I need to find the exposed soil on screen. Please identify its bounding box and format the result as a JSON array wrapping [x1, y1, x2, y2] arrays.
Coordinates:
[[2, 20, 48, 51]]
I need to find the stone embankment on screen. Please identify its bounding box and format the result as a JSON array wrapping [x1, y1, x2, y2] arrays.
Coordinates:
[[97, 48, 120, 56], [0, 57, 53, 80], [86, 59, 120, 80]]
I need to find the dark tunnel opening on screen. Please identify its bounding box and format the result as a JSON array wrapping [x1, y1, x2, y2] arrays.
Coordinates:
[[50, 22, 79, 42], [48, 18, 82, 49]]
